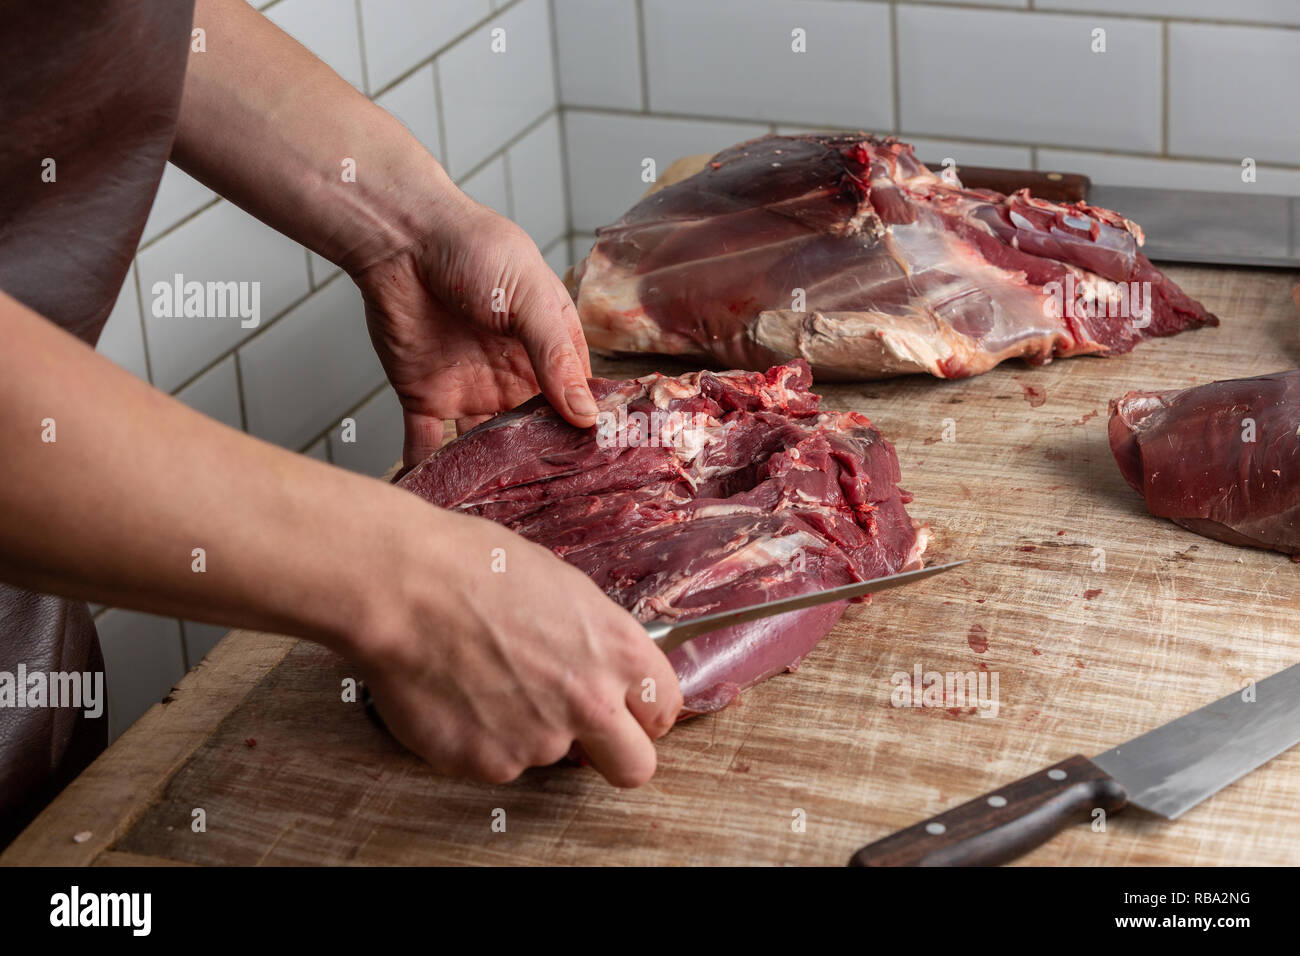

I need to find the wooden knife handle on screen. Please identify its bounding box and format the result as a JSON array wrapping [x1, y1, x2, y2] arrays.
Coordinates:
[[923, 162, 1091, 203], [848, 754, 1128, 867]]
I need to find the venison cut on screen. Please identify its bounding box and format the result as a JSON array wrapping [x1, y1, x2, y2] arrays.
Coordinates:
[[397, 361, 928, 716], [1109, 371, 1300, 556], [572, 133, 1217, 380]]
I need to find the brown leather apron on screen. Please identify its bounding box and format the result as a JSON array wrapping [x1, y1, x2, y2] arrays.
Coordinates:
[[0, 0, 195, 845]]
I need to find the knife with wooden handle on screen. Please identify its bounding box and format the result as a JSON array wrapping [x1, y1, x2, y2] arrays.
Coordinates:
[[850, 660, 1300, 866], [922, 162, 1091, 203]]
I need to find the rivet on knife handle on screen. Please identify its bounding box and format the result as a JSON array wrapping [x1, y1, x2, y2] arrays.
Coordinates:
[[848, 755, 1128, 867]]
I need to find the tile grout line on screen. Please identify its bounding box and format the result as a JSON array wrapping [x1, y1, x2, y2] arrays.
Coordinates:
[[560, 105, 1300, 172], [546, 0, 575, 246], [903, 0, 1300, 30], [1160, 19, 1170, 158], [367, 0, 528, 101], [128, 262, 155, 385], [889, 0, 901, 136], [635, 0, 651, 113], [353, 0, 371, 96]]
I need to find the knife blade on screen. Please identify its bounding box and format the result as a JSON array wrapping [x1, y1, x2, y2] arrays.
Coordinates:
[[643, 560, 967, 654], [1088, 184, 1300, 268], [850, 661, 1300, 866]]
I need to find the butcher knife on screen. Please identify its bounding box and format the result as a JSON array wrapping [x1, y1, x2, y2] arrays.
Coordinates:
[[849, 660, 1300, 866], [927, 162, 1300, 268], [643, 560, 966, 654]]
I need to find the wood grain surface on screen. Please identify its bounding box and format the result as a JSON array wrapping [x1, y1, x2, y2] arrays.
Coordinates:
[[4, 263, 1298, 867]]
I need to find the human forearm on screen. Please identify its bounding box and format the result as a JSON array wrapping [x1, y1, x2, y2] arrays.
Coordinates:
[[0, 292, 680, 785], [0, 291, 427, 656], [173, 0, 456, 274]]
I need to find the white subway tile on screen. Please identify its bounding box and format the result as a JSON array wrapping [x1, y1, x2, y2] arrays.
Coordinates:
[[96, 610, 185, 740], [570, 233, 596, 267], [265, 0, 366, 91], [564, 111, 768, 231], [180, 621, 229, 668], [508, 115, 566, 248], [309, 250, 341, 288], [238, 277, 385, 450], [360, 0, 492, 92], [437, 0, 556, 177], [375, 63, 442, 158], [903, 137, 1033, 171], [904, 0, 1026, 6], [1038, 148, 1300, 197], [897, 7, 1162, 153], [174, 355, 243, 430], [643, 0, 892, 129], [458, 155, 511, 216], [1036, 0, 1300, 27], [555, 0, 643, 109], [329, 387, 404, 475], [1168, 24, 1300, 165], [141, 164, 215, 245], [95, 265, 149, 381], [305, 437, 330, 461], [138, 201, 311, 393], [543, 238, 571, 276]]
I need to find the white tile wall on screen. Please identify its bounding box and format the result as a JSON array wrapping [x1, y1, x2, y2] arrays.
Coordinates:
[[564, 111, 769, 231], [543, 237, 572, 276], [1168, 24, 1300, 165], [374, 63, 442, 157], [266, 0, 367, 92], [642, 0, 893, 129], [1034, 1, 1300, 27], [141, 165, 214, 244], [360, 0, 492, 91], [897, 8, 1162, 153], [180, 621, 230, 669], [95, 266, 149, 381], [327, 386, 405, 476], [459, 154, 512, 216], [507, 115, 567, 248], [174, 355, 244, 431], [437, 0, 556, 176], [555, 0, 643, 109], [96, 610, 186, 741], [238, 277, 384, 450], [137, 199, 311, 392]]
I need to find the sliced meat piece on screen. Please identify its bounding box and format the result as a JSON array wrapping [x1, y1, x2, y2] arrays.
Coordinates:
[[398, 361, 928, 716], [1109, 371, 1300, 556], [572, 133, 1217, 380]]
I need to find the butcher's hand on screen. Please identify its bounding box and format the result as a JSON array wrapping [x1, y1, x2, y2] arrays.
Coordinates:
[[349, 196, 594, 467], [172, 0, 596, 471], [357, 511, 682, 786], [0, 288, 678, 787]]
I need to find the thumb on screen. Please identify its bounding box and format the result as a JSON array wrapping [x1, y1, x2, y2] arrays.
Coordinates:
[[511, 270, 599, 428]]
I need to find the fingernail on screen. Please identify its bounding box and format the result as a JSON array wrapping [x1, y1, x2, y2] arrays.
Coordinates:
[[565, 385, 598, 419]]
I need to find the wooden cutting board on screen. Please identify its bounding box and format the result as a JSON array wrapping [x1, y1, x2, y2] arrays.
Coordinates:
[[5, 265, 1299, 867]]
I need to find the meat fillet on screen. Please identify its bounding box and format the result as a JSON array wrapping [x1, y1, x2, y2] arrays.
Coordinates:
[[573, 133, 1217, 380], [397, 361, 928, 715], [1109, 371, 1300, 556]]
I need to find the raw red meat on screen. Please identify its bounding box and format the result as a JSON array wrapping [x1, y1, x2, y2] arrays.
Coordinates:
[[572, 133, 1217, 380], [1109, 371, 1300, 556], [397, 361, 927, 715]]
